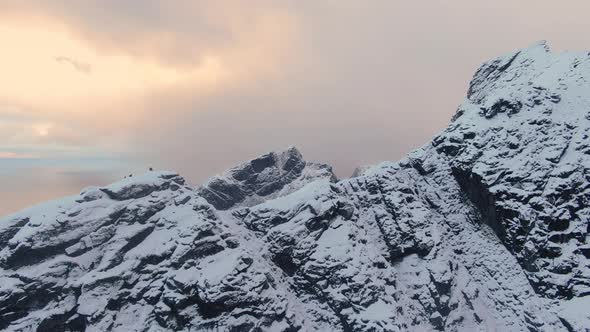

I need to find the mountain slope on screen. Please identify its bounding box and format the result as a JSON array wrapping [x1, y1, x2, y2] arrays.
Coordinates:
[[0, 42, 589, 331]]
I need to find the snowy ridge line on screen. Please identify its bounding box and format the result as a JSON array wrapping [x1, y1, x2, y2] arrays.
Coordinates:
[[0, 41, 589, 331]]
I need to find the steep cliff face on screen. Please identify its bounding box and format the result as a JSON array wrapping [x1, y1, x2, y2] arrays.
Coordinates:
[[0, 42, 589, 331], [434, 41, 590, 300]]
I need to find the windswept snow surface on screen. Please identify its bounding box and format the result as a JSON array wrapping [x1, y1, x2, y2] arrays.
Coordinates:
[[1, 42, 589, 331]]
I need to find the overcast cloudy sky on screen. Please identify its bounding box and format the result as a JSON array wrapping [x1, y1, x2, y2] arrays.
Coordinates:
[[1, 1, 590, 215]]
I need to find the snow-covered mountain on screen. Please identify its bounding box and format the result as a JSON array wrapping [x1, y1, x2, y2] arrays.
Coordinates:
[[1, 41, 589, 331]]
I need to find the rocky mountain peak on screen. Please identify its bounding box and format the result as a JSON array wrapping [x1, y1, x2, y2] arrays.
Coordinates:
[[197, 146, 336, 210], [435, 41, 590, 300]]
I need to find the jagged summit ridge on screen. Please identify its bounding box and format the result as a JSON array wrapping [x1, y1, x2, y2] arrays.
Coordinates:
[[197, 146, 337, 210], [0, 42, 589, 331]]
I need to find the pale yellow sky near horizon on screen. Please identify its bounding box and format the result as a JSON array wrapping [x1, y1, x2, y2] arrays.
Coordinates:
[[2, 1, 590, 215]]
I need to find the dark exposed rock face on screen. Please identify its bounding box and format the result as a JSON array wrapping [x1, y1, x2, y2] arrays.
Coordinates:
[[0, 42, 589, 331]]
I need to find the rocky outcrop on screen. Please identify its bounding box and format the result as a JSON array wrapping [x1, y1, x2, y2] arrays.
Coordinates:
[[0, 42, 589, 331]]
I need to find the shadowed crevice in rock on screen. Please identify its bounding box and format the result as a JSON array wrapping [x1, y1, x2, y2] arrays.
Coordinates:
[[271, 251, 298, 276], [451, 167, 506, 240]]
